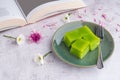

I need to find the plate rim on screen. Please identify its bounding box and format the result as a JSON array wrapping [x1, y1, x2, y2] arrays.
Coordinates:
[[52, 21, 115, 68]]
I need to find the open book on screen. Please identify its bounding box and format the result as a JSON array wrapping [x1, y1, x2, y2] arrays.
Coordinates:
[[0, 0, 86, 31]]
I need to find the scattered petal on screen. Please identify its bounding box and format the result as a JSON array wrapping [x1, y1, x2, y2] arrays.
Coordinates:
[[42, 22, 57, 30], [78, 15, 82, 18], [98, 7, 103, 10], [101, 14, 107, 20], [46, 22, 57, 27], [16, 34, 25, 45], [78, 11, 86, 17], [115, 27, 120, 32], [93, 12, 98, 15], [116, 28, 119, 32], [93, 18, 97, 22], [84, 9, 86, 13], [43, 25, 46, 28], [117, 24, 120, 27]]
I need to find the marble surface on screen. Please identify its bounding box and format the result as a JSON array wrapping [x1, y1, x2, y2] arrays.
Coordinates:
[[0, 0, 120, 80]]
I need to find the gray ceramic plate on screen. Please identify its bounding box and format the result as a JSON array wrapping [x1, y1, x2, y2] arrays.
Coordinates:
[[52, 21, 114, 67]]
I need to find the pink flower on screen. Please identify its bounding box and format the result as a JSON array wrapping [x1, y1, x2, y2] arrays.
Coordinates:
[[29, 31, 41, 43]]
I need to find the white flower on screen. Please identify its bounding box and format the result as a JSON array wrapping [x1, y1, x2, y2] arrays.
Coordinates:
[[34, 54, 44, 65], [3, 34, 25, 45], [63, 13, 71, 23], [16, 34, 25, 45], [33, 51, 52, 65]]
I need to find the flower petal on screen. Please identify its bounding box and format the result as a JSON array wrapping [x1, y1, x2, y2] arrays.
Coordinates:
[[16, 34, 25, 45], [34, 54, 44, 65]]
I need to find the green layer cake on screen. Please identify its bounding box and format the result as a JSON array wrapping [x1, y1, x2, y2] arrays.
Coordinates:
[[63, 25, 100, 59]]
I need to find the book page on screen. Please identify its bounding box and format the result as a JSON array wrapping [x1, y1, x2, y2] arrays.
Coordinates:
[[0, 0, 27, 30], [0, 0, 25, 22], [26, 0, 86, 23], [17, 0, 56, 16]]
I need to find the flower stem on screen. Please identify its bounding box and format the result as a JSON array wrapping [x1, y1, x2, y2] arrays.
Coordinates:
[[43, 51, 52, 58], [3, 35, 16, 40]]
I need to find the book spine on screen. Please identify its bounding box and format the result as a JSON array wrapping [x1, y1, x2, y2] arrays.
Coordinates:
[[14, 0, 28, 23]]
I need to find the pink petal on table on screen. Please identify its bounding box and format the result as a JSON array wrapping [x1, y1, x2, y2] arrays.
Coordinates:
[[116, 24, 120, 32], [98, 7, 103, 10], [116, 28, 119, 32], [46, 22, 57, 27], [93, 18, 96, 22], [93, 12, 98, 15], [43, 25, 46, 28], [115, 27, 120, 32], [117, 24, 120, 27], [78, 15, 82, 18], [101, 14, 107, 20], [84, 9, 86, 13]]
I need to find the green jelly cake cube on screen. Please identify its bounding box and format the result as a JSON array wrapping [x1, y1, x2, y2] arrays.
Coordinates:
[[63, 25, 100, 59], [84, 34, 100, 51], [77, 25, 100, 51], [78, 25, 94, 35], [63, 29, 81, 47], [70, 39, 89, 59]]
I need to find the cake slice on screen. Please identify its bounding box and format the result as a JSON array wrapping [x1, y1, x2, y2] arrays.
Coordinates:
[[78, 25, 100, 51], [63, 29, 81, 47], [78, 25, 94, 35], [63, 25, 100, 59], [84, 34, 100, 51], [70, 39, 89, 59]]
